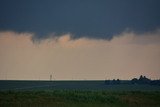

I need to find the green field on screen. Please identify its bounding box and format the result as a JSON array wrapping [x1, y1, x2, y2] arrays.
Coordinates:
[[1, 80, 160, 91], [0, 90, 160, 107], [1, 81, 160, 107]]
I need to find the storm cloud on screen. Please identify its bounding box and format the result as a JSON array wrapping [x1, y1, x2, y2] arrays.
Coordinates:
[[0, 0, 160, 40]]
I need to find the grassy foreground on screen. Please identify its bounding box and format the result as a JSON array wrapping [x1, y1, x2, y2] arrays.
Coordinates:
[[0, 90, 160, 107]]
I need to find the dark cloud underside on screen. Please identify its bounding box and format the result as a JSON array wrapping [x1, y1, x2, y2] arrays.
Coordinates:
[[0, 0, 160, 39]]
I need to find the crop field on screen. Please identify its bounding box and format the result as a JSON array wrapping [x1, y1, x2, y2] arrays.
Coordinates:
[[0, 80, 160, 107], [1, 80, 160, 91], [1, 90, 160, 107]]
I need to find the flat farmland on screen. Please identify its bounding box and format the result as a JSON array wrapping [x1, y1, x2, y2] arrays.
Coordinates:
[[0, 80, 160, 107], [0, 80, 160, 91]]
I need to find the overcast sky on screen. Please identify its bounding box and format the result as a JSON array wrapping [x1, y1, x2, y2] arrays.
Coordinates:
[[0, 0, 160, 80]]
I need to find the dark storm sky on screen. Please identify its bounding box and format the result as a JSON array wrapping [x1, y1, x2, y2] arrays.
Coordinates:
[[0, 0, 160, 39]]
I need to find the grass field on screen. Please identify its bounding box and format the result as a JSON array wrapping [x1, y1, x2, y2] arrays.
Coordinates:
[[0, 90, 160, 107], [1, 80, 160, 91], [0, 80, 160, 107]]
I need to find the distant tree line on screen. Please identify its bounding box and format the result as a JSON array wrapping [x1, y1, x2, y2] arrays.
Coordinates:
[[105, 75, 160, 85], [105, 79, 121, 85]]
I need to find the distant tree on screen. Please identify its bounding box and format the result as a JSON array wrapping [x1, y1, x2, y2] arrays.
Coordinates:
[[105, 75, 159, 86], [138, 75, 151, 84], [105, 79, 121, 85], [131, 78, 138, 84], [112, 79, 116, 84], [139, 75, 143, 80], [116, 79, 120, 84]]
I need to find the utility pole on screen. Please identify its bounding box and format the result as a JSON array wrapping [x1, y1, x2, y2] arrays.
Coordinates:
[[50, 74, 52, 81]]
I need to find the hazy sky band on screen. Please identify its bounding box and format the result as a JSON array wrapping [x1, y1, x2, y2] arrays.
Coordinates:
[[0, 30, 160, 80]]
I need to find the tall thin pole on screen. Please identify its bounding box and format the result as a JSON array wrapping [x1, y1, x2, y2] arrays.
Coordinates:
[[50, 74, 52, 81]]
